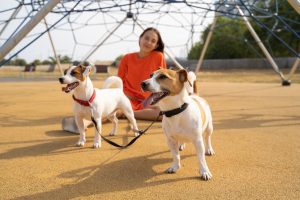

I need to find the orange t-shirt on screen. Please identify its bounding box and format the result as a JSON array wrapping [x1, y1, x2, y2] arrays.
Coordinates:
[[118, 51, 166, 110]]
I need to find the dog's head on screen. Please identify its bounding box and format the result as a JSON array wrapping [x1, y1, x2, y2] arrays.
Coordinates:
[[58, 64, 92, 93], [141, 68, 188, 106]]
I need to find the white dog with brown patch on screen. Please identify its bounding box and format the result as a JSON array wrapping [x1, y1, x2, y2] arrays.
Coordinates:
[[141, 68, 214, 180], [59, 65, 139, 148]]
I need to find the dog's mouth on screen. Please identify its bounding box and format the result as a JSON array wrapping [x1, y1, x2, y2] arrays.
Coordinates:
[[62, 82, 79, 93], [142, 90, 170, 107]]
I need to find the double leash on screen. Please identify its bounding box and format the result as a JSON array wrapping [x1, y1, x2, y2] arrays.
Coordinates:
[[74, 90, 188, 149], [91, 102, 189, 149], [91, 113, 162, 149]]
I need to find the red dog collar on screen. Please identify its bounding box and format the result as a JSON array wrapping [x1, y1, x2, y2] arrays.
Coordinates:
[[72, 90, 96, 107]]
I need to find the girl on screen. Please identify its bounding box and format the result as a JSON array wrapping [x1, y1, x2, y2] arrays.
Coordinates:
[[118, 27, 166, 120], [62, 27, 166, 133]]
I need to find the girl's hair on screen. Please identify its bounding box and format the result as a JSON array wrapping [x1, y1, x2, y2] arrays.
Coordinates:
[[139, 27, 164, 53]]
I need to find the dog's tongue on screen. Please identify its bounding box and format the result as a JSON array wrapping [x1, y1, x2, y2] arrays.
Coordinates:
[[142, 93, 159, 108], [62, 86, 70, 93], [61, 82, 79, 93]]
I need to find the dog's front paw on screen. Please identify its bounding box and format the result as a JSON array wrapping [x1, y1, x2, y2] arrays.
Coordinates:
[[200, 169, 212, 181], [93, 142, 101, 149], [205, 148, 215, 156], [165, 165, 180, 174], [76, 140, 85, 147], [134, 132, 140, 137], [108, 131, 116, 136], [179, 143, 186, 151]]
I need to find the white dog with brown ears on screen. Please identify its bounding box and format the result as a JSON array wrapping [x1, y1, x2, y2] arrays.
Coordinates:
[[59, 64, 139, 148], [141, 68, 214, 180]]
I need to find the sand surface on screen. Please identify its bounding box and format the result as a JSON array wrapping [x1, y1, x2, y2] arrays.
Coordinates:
[[0, 80, 299, 200]]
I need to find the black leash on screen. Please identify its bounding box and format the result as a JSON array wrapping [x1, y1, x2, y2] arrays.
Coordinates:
[[91, 103, 188, 149], [91, 113, 162, 149]]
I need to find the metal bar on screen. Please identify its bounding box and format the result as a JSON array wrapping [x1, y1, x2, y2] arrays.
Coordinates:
[[287, 0, 300, 14], [194, 15, 217, 73], [0, 5, 22, 37], [236, 4, 287, 82], [83, 16, 128, 61], [0, 0, 61, 61], [164, 49, 184, 70], [43, 18, 63, 75], [288, 57, 300, 80]]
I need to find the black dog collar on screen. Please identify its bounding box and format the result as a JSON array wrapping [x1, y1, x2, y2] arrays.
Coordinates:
[[160, 103, 189, 118]]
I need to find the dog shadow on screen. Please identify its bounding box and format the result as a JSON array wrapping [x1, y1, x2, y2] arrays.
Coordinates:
[[12, 151, 195, 200], [0, 123, 163, 160], [0, 116, 164, 160], [0, 130, 86, 160], [0, 114, 64, 127]]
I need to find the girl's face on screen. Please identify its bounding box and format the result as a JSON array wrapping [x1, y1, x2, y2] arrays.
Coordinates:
[[139, 30, 159, 55]]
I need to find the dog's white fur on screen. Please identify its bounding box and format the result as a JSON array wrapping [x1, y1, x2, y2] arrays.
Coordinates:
[[141, 68, 214, 180], [59, 65, 139, 148]]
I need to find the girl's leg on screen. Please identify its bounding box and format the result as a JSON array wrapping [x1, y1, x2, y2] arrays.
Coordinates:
[[134, 106, 162, 121]]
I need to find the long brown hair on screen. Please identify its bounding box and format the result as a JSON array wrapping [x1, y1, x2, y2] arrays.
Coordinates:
[[139, 27, 164, 53]]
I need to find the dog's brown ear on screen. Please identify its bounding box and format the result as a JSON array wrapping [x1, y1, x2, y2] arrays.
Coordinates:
[[78, 64, 85, 73], [79, 64, 93, 76], [177, 69, 188, 83], [193, 80, 198, 95]]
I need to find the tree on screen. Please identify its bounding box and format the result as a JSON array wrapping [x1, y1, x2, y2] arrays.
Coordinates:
[[32, 59, 41, 65], [188, 1, 300, 59], [48, 56, 57, 64], [14, 58, 27, 66], [47, 55, 72, 64], [42, 59, 52, 65], [188, 17, 258, 59], [249, 0, 300, 57], [60, 55, 72, 64]]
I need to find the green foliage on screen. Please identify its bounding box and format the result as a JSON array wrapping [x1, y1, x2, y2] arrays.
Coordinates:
[[60, 55, 72, 64], [188, 1, 300, 59], [5, 54, 73, 66], [32, 59, 41, 65], [115, 54, 124, 62], [41, 59, 52, 65], [250, 0, 300, 57], [11, 58, 27, 66], [188, 17, 258, 59]]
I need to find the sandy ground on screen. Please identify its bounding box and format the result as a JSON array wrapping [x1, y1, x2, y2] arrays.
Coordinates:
[[0, 80, 299, 200]]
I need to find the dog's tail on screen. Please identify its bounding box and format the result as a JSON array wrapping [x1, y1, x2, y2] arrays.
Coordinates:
[[102, 76, 123, 89]]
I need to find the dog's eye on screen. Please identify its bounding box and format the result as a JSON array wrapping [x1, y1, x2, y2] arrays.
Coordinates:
[[70, 71, 77, 76], [158, 74, 167, 80], [150, 73, 153, 78], [63, 69, 67, 75]]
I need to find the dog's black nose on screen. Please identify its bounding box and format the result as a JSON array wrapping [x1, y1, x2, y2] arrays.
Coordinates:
[[141, 81, 148, 90], [59, 77, 64, 84]]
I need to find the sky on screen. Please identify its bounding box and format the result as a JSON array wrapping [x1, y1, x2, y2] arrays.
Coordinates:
[[0, 0, 215, 63]]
